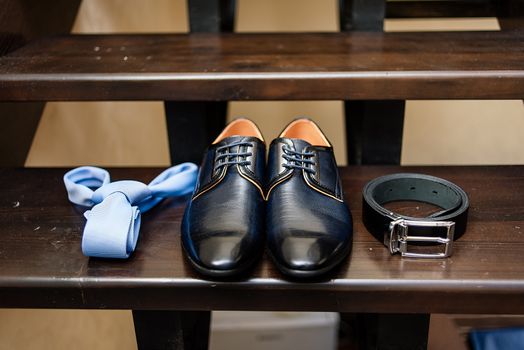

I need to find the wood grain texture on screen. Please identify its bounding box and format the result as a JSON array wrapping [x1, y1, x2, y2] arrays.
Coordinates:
[[0, 32, 523, 101], [0, 166, 523, 313]]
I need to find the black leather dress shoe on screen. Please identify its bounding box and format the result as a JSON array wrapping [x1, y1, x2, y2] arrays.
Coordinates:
[[266, 119, 352, 278], [182, 118, 266, 277]]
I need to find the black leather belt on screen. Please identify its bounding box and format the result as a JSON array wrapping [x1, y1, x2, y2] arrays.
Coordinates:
[[363, 173, 469, 258]]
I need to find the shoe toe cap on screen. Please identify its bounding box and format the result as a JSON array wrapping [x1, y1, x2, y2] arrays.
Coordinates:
[[197, 236, 244, 270], [270, 232, 351, 276], [183, 230, 261, 275]]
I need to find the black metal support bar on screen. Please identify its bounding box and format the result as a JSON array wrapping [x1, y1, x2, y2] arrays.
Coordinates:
[[133, 310, 211, 350], [386, 0, 495, 18], [339, 0, 386, 31], [164, 101, 228, 164], [0, 0, 81, 166], [355, 313, 431, 350], [188, 0, 236, 32], [340, 0, 405, 165], [344, 100, 405, 165], [497, 0, 524, 31], [164, 0, 236, 164], [0, 102, 44, 166]]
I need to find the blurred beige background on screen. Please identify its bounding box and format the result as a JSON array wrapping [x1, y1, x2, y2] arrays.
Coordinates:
[[3, 0, 523, 349]]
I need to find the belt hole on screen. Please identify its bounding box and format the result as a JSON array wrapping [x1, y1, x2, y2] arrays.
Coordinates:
[[410, 187, 416, 190], [432, 190, 438, 194]]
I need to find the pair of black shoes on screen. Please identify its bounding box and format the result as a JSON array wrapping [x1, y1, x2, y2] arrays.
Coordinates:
[[181, 118, 352, 279]]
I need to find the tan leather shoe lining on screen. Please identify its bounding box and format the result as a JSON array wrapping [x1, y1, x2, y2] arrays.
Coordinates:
[[213, 118, 264, 144], [279, 119, 331, 147]]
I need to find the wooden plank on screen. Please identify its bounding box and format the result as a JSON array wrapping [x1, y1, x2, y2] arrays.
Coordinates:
[[0, 32, 523, 101], [0, 166, 523, 313]]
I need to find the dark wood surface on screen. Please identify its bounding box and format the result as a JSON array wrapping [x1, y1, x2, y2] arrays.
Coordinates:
[[0, 0, 81, 166], [0, 102, 43, 166], [1, 32, 523, 101], [0, 0, 81, 55], [497, 0, 524, 31], [385, 0, 495, 18], [0, 166, 523, 313]]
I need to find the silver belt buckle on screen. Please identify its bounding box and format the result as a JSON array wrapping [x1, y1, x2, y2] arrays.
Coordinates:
[[386, 219, 455, 258]]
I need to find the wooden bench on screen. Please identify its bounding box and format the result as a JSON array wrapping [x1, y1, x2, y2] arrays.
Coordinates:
[[1, 0, 523, 349]]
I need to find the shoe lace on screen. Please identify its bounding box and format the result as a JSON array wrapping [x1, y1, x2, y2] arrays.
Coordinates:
[[214, 141, 253, 172], [281, 145, 316, 174]]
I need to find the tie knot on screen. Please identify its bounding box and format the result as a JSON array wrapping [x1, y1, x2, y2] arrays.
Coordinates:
[[92, 180, 151, 205], [64, 164, 199, 258]]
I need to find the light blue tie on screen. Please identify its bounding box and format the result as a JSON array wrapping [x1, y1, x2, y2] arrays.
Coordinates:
[[63, 163, 198, 258]]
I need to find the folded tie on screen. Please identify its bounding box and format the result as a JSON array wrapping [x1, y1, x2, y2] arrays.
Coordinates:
[[64, 164, 198, 258]]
